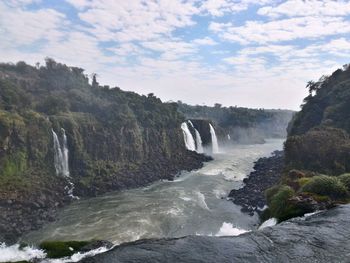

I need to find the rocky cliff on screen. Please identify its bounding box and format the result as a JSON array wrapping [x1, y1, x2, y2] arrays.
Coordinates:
[[178, 103, 294, 144], [0, 60, 210, 243]]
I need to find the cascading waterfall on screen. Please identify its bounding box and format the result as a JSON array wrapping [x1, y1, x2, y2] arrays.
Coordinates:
[[181, 122, 196, 151], [52, 129, 77, 198], [188, 120, 203, 153], [209, 123, 219, 154], [227, 134, 231, 140], [194, 130, 204, 153]]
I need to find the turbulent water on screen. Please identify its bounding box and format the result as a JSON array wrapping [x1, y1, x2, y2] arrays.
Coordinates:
[[23, 139, 283, 246]]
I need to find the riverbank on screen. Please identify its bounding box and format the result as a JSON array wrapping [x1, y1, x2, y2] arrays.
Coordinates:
[[228, 151, 284, 215], [0, 151, 211, 245]]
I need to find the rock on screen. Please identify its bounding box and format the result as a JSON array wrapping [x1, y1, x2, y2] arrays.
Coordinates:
[[80, 240, 114, 252], [78, 205, 350, 263], [228, 151, 284, 215]]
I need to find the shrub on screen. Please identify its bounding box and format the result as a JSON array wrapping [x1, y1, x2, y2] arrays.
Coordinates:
[[265, 185, 281, 204], [338, 173, 350, 190], [301, 175, 348, 199], [298, 177, 311, 188], [268, 185, 297, 221]]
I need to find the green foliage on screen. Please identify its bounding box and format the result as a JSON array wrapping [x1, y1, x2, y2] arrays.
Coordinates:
[[39, 241, 90, 258], [268, 185, 296, 220], [338, 173, 350, 191], [301, 175, 348, 199], [285, 127, 350, 175], [2, 151, 27, 177], [289, 66, 350, 136], [36, 96, 69, 115], [265, 185, 281, 204], [297, 177, 311, 188]]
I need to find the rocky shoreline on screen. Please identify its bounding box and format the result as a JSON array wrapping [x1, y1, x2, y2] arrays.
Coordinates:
[[0, 151, 211, 245], [228, 150, 284, 215]]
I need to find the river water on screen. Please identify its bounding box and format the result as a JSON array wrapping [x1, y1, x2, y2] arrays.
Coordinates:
[[23, 139, 284, 245]]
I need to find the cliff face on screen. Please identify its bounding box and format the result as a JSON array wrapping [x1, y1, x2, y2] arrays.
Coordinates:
[[178, 103, 294, 144], [0, 60, 209, 243]]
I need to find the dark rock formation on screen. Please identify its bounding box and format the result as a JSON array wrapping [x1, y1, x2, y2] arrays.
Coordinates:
[[79, 205, 350, 263], [228, 151, 284, 215]]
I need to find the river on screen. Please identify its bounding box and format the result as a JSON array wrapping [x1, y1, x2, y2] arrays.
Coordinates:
[[22, 139, 284, 245]]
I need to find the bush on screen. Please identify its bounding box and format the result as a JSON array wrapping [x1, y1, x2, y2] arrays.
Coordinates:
[[338, 173, 350, 190], [301, 175, 348, 199], [268, 185, 297, 221], [298, 177, 311, 188], [265, 185, 281, 204]]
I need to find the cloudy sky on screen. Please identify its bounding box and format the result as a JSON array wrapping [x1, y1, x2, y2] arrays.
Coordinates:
[[1, 0, 350, 109]]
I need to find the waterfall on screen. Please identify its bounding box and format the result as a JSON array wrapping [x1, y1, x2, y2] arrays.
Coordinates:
[[194, 130, 203, 153], [181, 122, 196, 151], [209, 123, 219, 154], [227, 134, 231, 140], [188, 120, 203, 153], [52, 129, 70, 177], [52, 129, 77, 199]]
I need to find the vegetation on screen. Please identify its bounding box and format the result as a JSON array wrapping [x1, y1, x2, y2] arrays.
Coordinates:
[[301, 175, 348, 199], [264, 64, 350, 222], [39, 240, 90, 258], [0, 58, 189, 200]]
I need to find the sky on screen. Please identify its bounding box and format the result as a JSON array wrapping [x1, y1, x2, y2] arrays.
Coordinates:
[[1, 0, 350, 110]]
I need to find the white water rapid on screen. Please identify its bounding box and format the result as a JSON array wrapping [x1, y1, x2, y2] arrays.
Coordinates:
[[181, 122, 196, 151], [209, 123, 219, 154]]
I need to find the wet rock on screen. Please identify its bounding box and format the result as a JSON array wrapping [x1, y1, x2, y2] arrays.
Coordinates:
[[80, 240, 114, 252], [79, 205, 350, 263], [228, 151, 284, 215]]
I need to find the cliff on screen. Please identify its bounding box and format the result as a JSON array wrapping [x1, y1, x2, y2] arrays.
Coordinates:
[[0, 60, 209, 243], [178, 103, 294, 144], [263, 64, 350, 222]]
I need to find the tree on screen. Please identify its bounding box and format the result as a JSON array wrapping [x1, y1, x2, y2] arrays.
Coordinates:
[[91, 73, 99, 88]]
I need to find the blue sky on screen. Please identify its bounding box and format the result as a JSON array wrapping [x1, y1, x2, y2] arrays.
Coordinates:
[[1, 0, 350, 110]]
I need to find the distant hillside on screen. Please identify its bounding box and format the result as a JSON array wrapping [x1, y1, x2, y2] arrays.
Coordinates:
[[178, 103, 294, 144]]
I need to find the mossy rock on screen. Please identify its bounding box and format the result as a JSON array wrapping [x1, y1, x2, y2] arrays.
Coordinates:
[[39, 240, 90, 258]]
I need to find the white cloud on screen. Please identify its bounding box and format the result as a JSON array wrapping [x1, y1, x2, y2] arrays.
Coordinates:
[[0, 2, 66, 47], [258, 0, 350, 18], [200, 0, 273, 17], [211, 16, 350, 44], [192, 37, 217, 45], [71, 0, 199, 42]]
